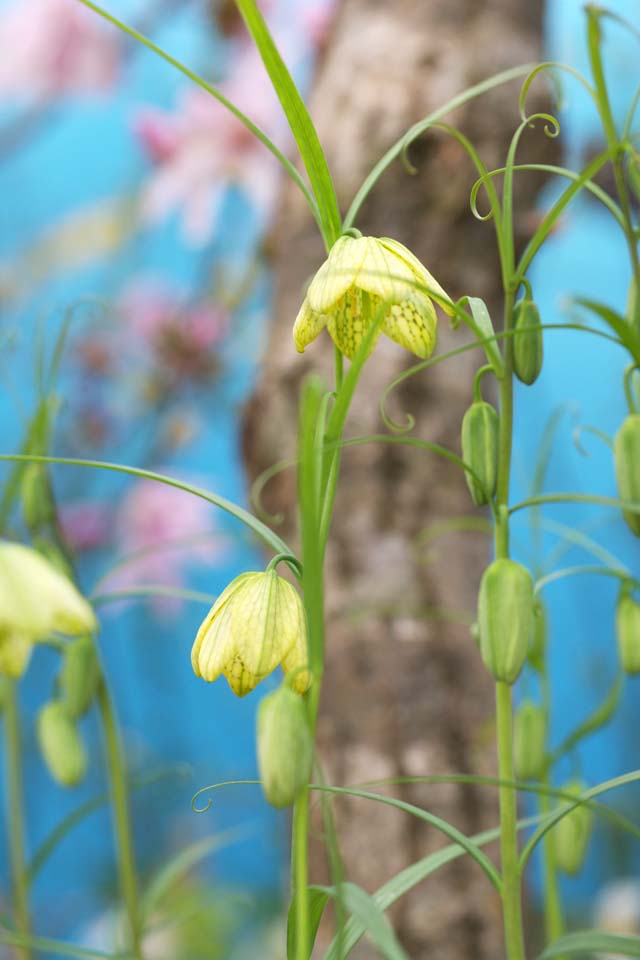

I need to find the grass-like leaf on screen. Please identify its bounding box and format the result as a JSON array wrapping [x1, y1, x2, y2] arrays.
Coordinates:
[[0, 928, 131, 960], [319, 883, 409, 960], [234, 0, 342, 247], [287, 886, 330, 960], [538, 930, 640, 957], [0, 453, 293, 562]]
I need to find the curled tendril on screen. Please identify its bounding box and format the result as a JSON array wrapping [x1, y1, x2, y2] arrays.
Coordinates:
[[191, 780, 260, 813], [522, 111, 561, 141], [518, 61, 596, 124], [469, 177, 496, 222], [250, 457, 296, 525], [572, 423, 614, 458], [401, 141, 419, 176]]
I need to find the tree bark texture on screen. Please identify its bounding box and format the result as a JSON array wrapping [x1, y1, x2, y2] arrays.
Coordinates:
[[243, 2, 552, 956]]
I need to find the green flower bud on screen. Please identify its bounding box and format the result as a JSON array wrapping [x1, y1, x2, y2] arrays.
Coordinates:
[[614, 415, 640, 536], [293, 235, 454, 361], [528, 599, 547, 672], [192, 570, 310, 697], [616, 589, 640, 675], [461, 400, 499, 506], [478, 559, 534, 684], [513, 299, 543, 386], [553, 781, 593, 876], [257, 684, 313, 808], [59, 636, 101, 718], [513, 700, 546, 780], [21, 464, 55, 531], [37, 701, 87, 788]]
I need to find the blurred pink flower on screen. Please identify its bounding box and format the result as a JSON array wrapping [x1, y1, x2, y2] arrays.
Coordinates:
[[134, 47, 287, 246], [0, 0, 119, 100], [59, 500, 113, 552], [101, 476, 225, 616], [302, 1, 336, 49]]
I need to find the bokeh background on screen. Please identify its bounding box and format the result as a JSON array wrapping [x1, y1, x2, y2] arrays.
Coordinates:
[[0, 0, 638, 957]]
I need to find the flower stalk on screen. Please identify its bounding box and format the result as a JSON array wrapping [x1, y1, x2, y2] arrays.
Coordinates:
[[2, 678, 32, 960]]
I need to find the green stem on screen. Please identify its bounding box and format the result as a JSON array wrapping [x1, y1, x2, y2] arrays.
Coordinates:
[[540, 784, 565, 944], [2, 679, 32, 960], [493, 289, 526, 959], [587, 8, 640, 323], [292, 789, 311, 960], [496, 682, 526, 960], [96, 680, 143, 959]]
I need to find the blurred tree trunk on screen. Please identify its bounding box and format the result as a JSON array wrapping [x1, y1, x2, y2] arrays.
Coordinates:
[[243, 2, 551, 956]]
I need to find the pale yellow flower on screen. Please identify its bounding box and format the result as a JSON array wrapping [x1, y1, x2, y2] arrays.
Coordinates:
[[0, 540, 97, 678], [293, 235, 454, 360], [191, 570, 310, 697]]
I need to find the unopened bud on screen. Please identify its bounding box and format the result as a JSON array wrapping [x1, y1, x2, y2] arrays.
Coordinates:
[[513, 700, 546, 780], [257, 684, 313, 808], [59, 636, 100, 718], [461, 401, 499, 506], [513, 300, 543, 386], [616, 589, 640, 675], [528, 599, 547, 672], [478, 559, 534, 684], [614, 415, 640, 536], [37, 701, 87, 787], [553, 781, 593, 876]]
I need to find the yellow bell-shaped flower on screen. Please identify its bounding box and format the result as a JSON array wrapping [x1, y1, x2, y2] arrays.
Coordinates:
[[293, 235, 454, 360], [0, 540, 98, 678], [191, 570, 310, 697]]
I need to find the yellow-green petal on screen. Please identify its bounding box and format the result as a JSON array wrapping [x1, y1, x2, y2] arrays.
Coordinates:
[[293, 298, 326, 353], [379, 237, 455, 316], [0, 632, 32, 679], [326, 289, 384, 360], [356, 236, 416, 303], [191, 573, 255, 680], [306, 236, 366, 313], [382, 295, 437, 359]]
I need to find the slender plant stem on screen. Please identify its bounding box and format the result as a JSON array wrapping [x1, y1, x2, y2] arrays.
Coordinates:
[[96, 680, 143, 959], [496, 682, 526, 960], [292, 789, 311, 960], [586, 8, 640, 314], [540, 783, 565, 945], [2, 679, 32, 960], [494, 289, 526, 959]]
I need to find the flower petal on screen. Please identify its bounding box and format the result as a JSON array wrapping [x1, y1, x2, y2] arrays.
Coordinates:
[[293, 297, 326, 353], [356, 236, 415, 302], [306, 236, 366, 313], [0, 632, 32, 679], [378, 237, 455, 315], [191, 573, 255, 680], [327, 289, 383, 360], [383, 295, 437, 359]]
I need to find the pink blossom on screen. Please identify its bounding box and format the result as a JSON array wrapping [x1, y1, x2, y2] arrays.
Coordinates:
[[0, 0, 119, 100], [101, 477, 225, 616], [302, 1, 336, 49], [134, 47, 287, 246], [59, 500, 113, 552]]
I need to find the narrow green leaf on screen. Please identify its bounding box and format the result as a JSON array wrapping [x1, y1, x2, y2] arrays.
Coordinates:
[[539, 930, 640, 958], [0, 928, 131, 960], [311, 784, 501, 890], [465, 297, 504, 376], [574, 297, 640, 362], [287, 886, 330, 960], [0, 454, 293, 561], [140, 827, 247, 925], [76, 0, 319, 223], [329, 882, 409, 960], [344, 64, 533, 229], [233, 0, 342, 247], [323, 816, 543, 960]]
